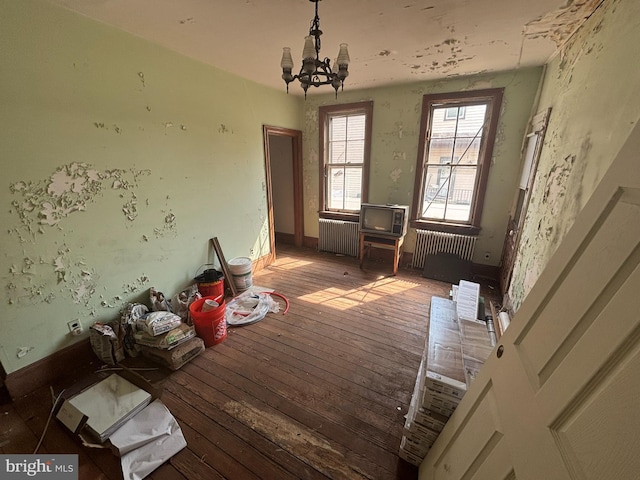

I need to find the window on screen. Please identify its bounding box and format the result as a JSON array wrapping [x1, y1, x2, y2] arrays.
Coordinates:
[[444, 106, 466, 120], [319, 101, 373, 219], [412, 89, 503, 233]]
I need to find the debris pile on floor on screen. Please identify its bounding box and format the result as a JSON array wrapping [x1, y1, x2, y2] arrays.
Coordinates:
[[89, 284, 205, 370], [53, 368, 186, 480]]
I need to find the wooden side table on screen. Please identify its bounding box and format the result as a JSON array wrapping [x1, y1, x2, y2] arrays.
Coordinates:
[[359, 233, 405, 275]]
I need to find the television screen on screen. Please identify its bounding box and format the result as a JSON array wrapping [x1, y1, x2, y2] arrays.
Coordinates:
[[363, 207, 393, 233]]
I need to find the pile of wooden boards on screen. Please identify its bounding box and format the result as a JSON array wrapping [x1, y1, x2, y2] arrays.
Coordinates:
[[399, 291, 494, 466]]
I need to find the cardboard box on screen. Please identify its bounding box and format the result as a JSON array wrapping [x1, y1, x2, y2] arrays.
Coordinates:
[[420, 386, 460, 417], [424, 370, 467, 399], [400, 433, 431, 457], [399, 437, 427, 466], [413, 406, 448, 432], [427, 298, 466, 386], [403, 419, 439, 446]]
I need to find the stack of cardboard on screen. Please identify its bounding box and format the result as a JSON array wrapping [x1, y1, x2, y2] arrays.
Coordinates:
[[399, 283, 493, 466]]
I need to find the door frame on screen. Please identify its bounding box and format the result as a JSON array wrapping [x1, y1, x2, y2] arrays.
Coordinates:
[[262, 125, 304, 256]]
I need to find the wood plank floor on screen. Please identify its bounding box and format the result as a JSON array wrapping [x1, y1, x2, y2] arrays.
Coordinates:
[[1, 244, 499, 480]]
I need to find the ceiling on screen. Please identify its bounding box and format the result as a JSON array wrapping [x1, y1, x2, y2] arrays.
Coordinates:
[[47, 0, 602, 95]]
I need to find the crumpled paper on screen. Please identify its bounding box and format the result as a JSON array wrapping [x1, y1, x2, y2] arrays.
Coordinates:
[[109, 399, 187, 480]]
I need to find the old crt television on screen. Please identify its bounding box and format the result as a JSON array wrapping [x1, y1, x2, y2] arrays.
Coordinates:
[[359, 203, 409, 237]]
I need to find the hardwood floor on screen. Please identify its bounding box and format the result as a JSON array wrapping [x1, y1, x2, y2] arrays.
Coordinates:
[[1, 245, 498, 479]]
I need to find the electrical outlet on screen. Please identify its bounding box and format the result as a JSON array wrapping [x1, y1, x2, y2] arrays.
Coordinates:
[[67, 320, 83, 335]]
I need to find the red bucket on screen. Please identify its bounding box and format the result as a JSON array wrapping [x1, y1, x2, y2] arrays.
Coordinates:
[[189, 296, 227, 347], [197, 279, 224, 298]]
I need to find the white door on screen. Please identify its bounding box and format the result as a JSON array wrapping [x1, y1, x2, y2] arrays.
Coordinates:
[[420, 122, 640, 480]]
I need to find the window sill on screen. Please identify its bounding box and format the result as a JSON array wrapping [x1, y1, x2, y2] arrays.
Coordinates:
[[410, 220, 480, 236], [319, 211, 360, 222]]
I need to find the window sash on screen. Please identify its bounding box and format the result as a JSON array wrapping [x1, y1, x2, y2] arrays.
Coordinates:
[[319, 102, 373, 216], [411, 89, 504, 232]]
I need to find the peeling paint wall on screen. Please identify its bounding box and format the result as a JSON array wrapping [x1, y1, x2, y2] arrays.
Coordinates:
[[0, 0, 302, 374], [508, 0, 640, 311], [302, 69, 542, 263]]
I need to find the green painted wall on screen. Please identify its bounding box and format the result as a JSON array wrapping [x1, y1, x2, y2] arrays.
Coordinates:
[[0, 0, 302, 374], [508, 0, 640, 311], [301, 69, 543, 265]]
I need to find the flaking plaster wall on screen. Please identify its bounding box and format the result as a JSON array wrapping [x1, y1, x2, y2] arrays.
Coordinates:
[[301, 69, 543, 266], [0, 0, 302, 375], [508, 0, 640, 311]]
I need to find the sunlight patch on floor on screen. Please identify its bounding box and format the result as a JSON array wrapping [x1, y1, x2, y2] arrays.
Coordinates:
[[271, 257, 315, 270], [297, 278, 421, 311]]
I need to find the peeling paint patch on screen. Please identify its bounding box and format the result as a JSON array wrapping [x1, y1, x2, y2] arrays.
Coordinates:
[[122, 275, 150, 294], [218, 124, 234, 134], [9, 162, 150, 236], [392, 151, 406, 162], [6, 164, 151, 306], [524, 0, 604, 48], [122, 196, 138, 221], [153, 210, 177, 238], [178, 17, 195, 25], [389, 168, 402, 183], [138, 71, 145, 88]]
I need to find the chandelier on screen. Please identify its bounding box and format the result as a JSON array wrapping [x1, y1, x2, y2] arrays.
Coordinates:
[[280, 0, 350, 97]]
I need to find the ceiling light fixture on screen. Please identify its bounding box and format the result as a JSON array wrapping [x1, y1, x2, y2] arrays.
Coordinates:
[[280, 0, 350, 98]]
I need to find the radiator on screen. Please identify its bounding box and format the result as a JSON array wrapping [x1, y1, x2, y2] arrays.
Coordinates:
[[318, 219, 360, 257], [412, 229, 477, 269]]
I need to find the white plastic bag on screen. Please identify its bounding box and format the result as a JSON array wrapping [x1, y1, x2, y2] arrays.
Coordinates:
[[225, 293, 279, 326]]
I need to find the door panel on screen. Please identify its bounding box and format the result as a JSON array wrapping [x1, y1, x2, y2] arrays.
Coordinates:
[[517, 189, 640, 388], [431, 384, 506, 479], [420, 123, 640, 480]]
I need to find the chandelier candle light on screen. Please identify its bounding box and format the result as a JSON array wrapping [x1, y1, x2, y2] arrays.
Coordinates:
[[280, 0, 350, 97]]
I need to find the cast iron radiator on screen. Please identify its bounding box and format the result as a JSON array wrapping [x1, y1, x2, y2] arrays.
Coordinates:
[[318, 218, 360, 257], [412, 229, 477, 269]]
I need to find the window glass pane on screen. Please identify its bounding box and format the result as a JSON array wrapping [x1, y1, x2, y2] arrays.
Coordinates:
[[343, 166, 362, 211], [345, 139, 365, 164], [330, 116, 347, 141], [427, 137, 454, 165], [346, 115, 366, 140], [453, 137, 481, 165], [329, 142, 346, 164], [445, 107, 466, 120], [431, 107, 458, 138], [327, 167, 345, 210], [457, 105, 486, 136], [327, 166, 362, 211], [422, 165, 477, 222]]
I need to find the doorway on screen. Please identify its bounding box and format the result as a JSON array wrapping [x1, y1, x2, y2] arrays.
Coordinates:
[[262, 126, 304, 259]]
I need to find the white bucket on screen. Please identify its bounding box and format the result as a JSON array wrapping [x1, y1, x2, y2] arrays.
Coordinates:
[[228, 257, 253, 292]]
